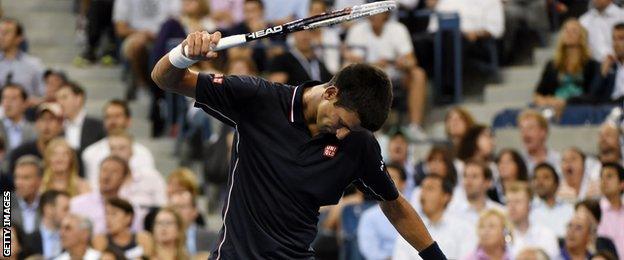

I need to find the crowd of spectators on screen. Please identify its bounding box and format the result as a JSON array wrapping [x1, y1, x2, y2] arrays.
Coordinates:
[[2, 0, 624, 259]]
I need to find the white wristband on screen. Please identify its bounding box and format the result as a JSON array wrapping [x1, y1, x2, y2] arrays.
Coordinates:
[[168, 43, 198, 69]]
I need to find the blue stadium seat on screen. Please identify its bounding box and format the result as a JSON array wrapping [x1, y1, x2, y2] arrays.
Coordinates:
[[559, 105, 616, 126], [492, 108, 522, 129]]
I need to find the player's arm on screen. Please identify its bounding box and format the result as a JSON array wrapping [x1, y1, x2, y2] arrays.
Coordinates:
[[379, 195, 446, 259], [151, 31, 222, 98]]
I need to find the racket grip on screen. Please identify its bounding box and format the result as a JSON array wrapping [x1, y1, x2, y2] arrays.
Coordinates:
[[183, 34, 247, 56]]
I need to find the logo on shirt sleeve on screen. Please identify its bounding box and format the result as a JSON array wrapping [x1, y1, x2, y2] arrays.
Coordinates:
[[323, 145, 338, 158], [212, 74, 224, 85]]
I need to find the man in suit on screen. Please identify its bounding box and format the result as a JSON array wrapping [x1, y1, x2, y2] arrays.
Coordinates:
[[11, 155, 44, 235], [595, 22, 624, 103], [0, 83, 36, 153], [21, 190, 70, 259], [55, 82, 105, 156], [169, 191, 217, 256]]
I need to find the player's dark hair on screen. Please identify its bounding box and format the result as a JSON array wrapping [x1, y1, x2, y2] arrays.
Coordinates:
[[245, 0, 264, 9], [329, 63, 392, 132], [385, 163, 407, 181], [575, 199, 601, 223], [38, 190, 70, 215], [533, 162, 560, 186], [104, 99, 132, 118], [601, 162, 624, 182], [1, 83, 28, 101], [423, 174, 454, 196]]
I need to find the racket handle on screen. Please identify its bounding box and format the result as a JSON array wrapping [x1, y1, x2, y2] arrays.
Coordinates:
[[183, 34, 247, 56]]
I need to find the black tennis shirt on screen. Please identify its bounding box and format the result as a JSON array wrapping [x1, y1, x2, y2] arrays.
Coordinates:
[[194, 73, 399, 259]]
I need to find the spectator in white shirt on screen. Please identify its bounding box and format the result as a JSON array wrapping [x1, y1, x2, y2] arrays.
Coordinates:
[[345, 12, 428, 140], [55, 83, 105, 155], [429, 0, 505, 40], [595, 23, 624, 104], [307, 0, 342, 74], [558, 148, 602, 203], [530, 162, 575, 238], [82, 99, 156, 189], [580, 0, 624, 62], [393, 175, 477, 259], [449, 161, 503, 227], [109, 130, 166, 208], [517, 109, 562, 175], [506, 181, 560, 258], [56, 214, 101, 260]]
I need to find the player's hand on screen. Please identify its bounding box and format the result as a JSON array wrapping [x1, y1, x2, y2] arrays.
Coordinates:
[[183, 31, 222, 61]]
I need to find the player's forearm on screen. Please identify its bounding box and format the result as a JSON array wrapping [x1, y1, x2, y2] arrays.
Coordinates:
[[151, 54, 190, 95], [380, 195, 433, 251]]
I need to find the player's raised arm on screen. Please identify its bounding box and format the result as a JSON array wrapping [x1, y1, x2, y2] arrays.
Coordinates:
[[151, 31, 221, 98]]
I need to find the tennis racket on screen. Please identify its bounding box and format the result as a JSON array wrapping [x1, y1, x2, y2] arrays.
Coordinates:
[[184, 0, 397, 54]]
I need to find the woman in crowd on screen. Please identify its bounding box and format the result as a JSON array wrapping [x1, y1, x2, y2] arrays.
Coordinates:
[[93, 197, 153, 259], [414, 145, 458, 188], [40, 138, 90, 197], [463, 209, 512, 260], [533, 19, 600, 112], [558, 148, 601, 202], [489, 149, 529, 204], [166, 167, 200, 198], [445, 107, 476, 152], [150, 208, 190, 260], [456, 125, 497, 179]]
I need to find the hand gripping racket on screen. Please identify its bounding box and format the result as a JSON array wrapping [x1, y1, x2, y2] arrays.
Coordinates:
[[184, 0, 397, 55]]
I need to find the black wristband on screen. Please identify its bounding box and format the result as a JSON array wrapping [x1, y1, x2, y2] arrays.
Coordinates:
[[418, 242, 447, 260]]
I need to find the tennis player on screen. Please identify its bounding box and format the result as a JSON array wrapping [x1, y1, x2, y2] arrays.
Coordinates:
[[152, 31, 446, 260]]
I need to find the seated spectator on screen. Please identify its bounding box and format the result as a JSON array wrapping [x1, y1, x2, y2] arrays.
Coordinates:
[[506, 182, 560, 258], [110, 131, 166, 208], [55, 82, 105, 155], [597, 163, 624, 258], [169, 191, 216, 258], [444, 107, 476, 152], [575, 199, 620, 258], [113, 0, 178, 93], [356, 163, 406, 260], [449, 161, 503, 227], [6, 103, 63, 175], [82, 99, 155, 189], [40, 138, 91, 197], [598, 122, 623, 164], [11, 155, 43, 234], [1, 84, 35, 153], [42, 69, 67, 103], [559, 210, 598, 259], [150, 208, 190, 260], [534, 19, 601, 111], [306, 0, 341, 74], [558, 147, 601, 202], [456, 125, 496, 174], [428, 0, 504, 46], [461, 208, 512, 260], [502, 0, 549, 64], [595, 23, 624, 103], [580, 0, 624, 62], [268, 29, 333, 86], [0, 18, 45, 100], [414, 145, 458, 188], [385, 131, 416, 196], [23, 190, 70, 259], [92, 197, 153, 259], [394, 175, 476, 259], [166, 167, 200, 198], [70, 155, 139, 235], [262, 0, 309, 25], [56, 214, 101, 259], [530, 162, 575, 238], [489, 149, 529, 204], [345, 11, 428, 140], [517, 109, 562, 174]]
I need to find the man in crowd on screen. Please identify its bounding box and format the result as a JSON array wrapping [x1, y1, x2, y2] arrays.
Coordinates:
[[530, 162, 575, 237], [11, 155, 43, 234], [448, 161, 503, 226], [517, 109, 561, 174], [597, 163, 624, 258], [357, 164, 407, 259], [386, 131, 416, 197], [0, 18, 45, 99], [393, 175, 476, 259], [345, 11, 428, 140], [57, 214, 101, 259], [5, 103, 63, 175], [596, 23, 624, 103], [26, 190, 70, 259], [55, 82, 105, 155], [597, 122, 623, 163], [506, 181, 559, 258], [559, 210, 598, 259], [580, 0, 624, 62], [169, 191, 216, 257], [0, 84, 35, 153], [82, 99, 155, 188]]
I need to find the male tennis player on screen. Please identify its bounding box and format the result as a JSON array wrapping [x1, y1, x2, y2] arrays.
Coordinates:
[[152, 31, 446, 259]]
